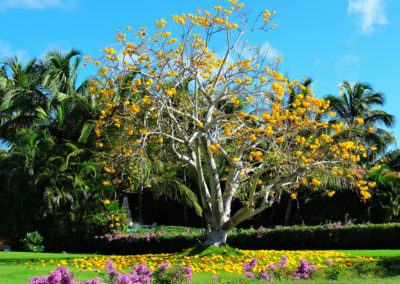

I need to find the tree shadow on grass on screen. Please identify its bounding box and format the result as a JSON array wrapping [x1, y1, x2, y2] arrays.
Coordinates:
[[186, 245, 211, 256], [186, 244, 244, 258], [377, 256, 400, 277]]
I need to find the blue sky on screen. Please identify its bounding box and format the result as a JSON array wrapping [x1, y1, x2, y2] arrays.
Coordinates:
[[0, 0, 399, 147]]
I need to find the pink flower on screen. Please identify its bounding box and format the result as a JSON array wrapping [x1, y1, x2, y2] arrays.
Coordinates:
[[242, 258, 257, 271], [325, 259, 333, 265]]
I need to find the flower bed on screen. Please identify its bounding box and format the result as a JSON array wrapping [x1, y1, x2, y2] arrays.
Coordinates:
[[27, 248, 379, 283], [29, 260, 192, 284]]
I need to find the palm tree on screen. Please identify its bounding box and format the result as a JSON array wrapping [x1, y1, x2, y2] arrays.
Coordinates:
[[42, 49, 97, 140], [0, 127, 99, 242], [0, 50, 96, 145], [325, 81, 395, 155], [0, 57, 49, 144], [43, 49, 82, 94]]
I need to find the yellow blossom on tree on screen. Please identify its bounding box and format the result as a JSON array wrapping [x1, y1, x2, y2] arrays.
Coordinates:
[[92, 1, 377, 245], [311, 179, 321, 186], [355, 117, 364, 125]]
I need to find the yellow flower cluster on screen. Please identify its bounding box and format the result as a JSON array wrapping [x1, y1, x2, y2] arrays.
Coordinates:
[[249, 151, 263, 162], [209, 144, 220, 153], [23, 249, 376, 276], [90, 0, 378, 202]]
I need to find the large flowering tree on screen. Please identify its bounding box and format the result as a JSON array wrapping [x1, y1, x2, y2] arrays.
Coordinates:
[[87, 1, 377, 245]]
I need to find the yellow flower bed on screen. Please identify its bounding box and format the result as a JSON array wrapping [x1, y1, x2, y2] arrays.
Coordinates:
[[26, 250, 376, 275]]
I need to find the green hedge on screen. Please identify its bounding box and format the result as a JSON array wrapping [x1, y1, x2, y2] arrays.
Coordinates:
[[91, 235, 201, 255], [90, 223, 400, 254], [228, 223, 400, 250]]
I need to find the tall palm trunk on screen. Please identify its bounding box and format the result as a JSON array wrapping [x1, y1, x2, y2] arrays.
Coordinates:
[[183, 169, 188, 226], [138, 184, 144, 224], [284, 197, 293, 226]]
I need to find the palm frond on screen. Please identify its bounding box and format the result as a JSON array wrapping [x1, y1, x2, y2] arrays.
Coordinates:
[[78, 122, 95, 143]]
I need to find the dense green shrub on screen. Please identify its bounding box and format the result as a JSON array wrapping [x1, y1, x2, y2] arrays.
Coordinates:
[[88, 223, 400, 254], [92, 234, 201, 254], [228, 223, 400, 250], [20, 231, 45, 252]]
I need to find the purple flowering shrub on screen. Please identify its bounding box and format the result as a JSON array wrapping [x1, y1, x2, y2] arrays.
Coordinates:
[[152, 262, 193, 283], [96, 231, 160, 242], [28, 260, 192, 284], [242, 255, 318, 281], [28, 266, 106, 284], [96, 227, 201, 243], [28, 267, 80, 284], [256, 227, 268, 239], [292, 259, 317, 280], [105, 259, 154, 284], [242, 257, 273, 282]]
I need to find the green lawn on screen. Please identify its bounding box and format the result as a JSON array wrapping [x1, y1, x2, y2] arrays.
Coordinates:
[[192, 272, 400, 284], [0, 252, 102, 283], [337, 250, 400, 258], [191, 249, 400, 284], [1, 250, 400, 283]]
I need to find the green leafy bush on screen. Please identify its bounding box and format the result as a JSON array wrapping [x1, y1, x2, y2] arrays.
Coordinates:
[[20, 231, 45, 252], [89, 200, 129, 236]]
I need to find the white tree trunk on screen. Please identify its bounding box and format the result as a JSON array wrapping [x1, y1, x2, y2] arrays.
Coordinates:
[[202, 229, 228, 246]]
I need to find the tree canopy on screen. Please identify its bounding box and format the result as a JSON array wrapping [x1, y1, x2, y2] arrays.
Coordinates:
[[88, 1, 379, 245]]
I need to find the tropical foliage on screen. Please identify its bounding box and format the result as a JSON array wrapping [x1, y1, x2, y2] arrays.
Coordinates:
[[0, 50, 114, 248], [325, 81, 395, 156]]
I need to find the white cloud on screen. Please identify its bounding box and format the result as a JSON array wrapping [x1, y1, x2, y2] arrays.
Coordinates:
[[314, 58, 325, 67], [0, 40, 27, 61], [237, 41, 282, 64], [215, 51, 235, 67], [348, 0, 389, 34], [336, 54, 360, 68], [0, 0, 78, 10], [259, 42, 281, 60], [335, 54, 360, 80]]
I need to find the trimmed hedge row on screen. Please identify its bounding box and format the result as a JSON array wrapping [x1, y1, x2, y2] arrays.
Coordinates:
[[228, 223, 400, 250], [90, 223, 400, 254], [91, 234, 201, 255]]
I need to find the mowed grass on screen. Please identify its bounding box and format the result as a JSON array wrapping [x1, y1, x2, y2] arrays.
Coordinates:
[[337, 250, 400, 258], [0, 252, 103, 283], [192, 272, 400, 284], [1, 249, 400, 283]]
